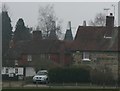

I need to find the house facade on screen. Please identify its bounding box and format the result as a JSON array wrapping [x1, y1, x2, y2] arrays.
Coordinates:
[[4, 13, 119, 81], [69, 13, 118, 80]]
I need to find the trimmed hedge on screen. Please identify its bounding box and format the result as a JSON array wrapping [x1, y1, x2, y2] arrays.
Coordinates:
[[48, 67, 90, 83]]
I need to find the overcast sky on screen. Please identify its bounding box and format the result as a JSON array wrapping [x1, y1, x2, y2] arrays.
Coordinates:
[[3, 2, 118, 37]]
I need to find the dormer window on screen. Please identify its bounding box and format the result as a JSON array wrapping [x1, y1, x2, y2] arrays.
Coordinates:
[[82, 52, 90, 61]]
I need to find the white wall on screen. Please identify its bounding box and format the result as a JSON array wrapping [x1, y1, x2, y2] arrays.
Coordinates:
[[16, 67, 23, 75], [2, 67, 36, 77], [25, 67, 36, 77], [2, 67, 23, 75]]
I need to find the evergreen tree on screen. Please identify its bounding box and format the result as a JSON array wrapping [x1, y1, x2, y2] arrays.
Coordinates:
[[2, 10, 13, 63], [13, 18, 31, 43]]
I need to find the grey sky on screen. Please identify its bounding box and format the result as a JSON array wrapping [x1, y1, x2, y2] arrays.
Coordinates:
[[5, 2, 118, 37]]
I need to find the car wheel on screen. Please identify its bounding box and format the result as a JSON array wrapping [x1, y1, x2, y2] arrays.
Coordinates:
[[33, 82, 36, 84], [45, 80, 49, 84]]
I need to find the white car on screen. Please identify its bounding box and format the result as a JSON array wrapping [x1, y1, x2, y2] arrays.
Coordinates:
[[33, 70, 48, 84]]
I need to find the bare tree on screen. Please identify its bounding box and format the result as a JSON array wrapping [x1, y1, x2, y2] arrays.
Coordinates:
[[89, 13, 106, 26], [38, 4, 62, 39]]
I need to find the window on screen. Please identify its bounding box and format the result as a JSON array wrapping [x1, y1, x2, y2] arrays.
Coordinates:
[[15, 60, 18, 66], [27, 55, 32, 61], [82, 52, 90, 61], [15, 68, 18, 74], [6, 68, 8, 74]]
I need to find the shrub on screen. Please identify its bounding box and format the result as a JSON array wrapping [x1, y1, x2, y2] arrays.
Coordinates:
[[48, 67, 90, 83]]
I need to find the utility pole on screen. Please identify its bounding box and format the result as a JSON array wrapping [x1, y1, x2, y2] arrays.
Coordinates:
[[111, 4, 115, 26], [111, 4, 115, 17], [0, 4, 1, 12]]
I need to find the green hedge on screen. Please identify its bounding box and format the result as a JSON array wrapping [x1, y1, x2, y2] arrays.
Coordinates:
[[48, 67, 90, 83]]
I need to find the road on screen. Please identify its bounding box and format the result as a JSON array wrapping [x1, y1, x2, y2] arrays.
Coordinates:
[[2, 81, 119, 89]]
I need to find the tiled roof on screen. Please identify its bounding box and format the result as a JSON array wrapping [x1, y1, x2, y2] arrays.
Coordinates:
[[70, 26, 118, 51], [7, 25, 119, 61], [16, 39, 63, 54]]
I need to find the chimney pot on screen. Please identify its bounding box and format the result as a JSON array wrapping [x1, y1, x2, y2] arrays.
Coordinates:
[[110, 13, 113, 16], [83, 20, 86, 26]]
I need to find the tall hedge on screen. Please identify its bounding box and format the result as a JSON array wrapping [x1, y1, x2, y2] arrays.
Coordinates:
[[48, 67, 90, 83]]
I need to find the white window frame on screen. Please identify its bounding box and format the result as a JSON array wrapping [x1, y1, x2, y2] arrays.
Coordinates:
[[82, 52, 91, 61], [27, 55, 32, 61], [15, 68, 18, 74], [104, 35, 112, 39], [15, 60, 18, 66], [6, 68, 9, 74]]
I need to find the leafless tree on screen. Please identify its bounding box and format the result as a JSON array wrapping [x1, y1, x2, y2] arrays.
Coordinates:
[[38, 4, 62, 39], [89, 13, 106, 26]]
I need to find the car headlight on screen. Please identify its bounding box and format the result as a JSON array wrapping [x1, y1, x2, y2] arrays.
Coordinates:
[[42, 77, 45, 79], [41, 77, 46, 80], [33, 77, 36, 80]]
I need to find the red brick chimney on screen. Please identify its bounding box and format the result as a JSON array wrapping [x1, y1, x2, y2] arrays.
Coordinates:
[[106, 13, 114, 27]]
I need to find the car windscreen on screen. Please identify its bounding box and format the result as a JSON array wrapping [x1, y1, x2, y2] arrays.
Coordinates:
[[37, 71, 47, 75]]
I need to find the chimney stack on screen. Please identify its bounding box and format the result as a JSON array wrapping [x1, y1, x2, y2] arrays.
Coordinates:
[[106, 13, 114, 27], [83, 20, 86, 26], [68, 21, 71, 30]]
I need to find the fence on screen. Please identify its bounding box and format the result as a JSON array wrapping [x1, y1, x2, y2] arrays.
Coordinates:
[[2, 81, 119, 89]]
